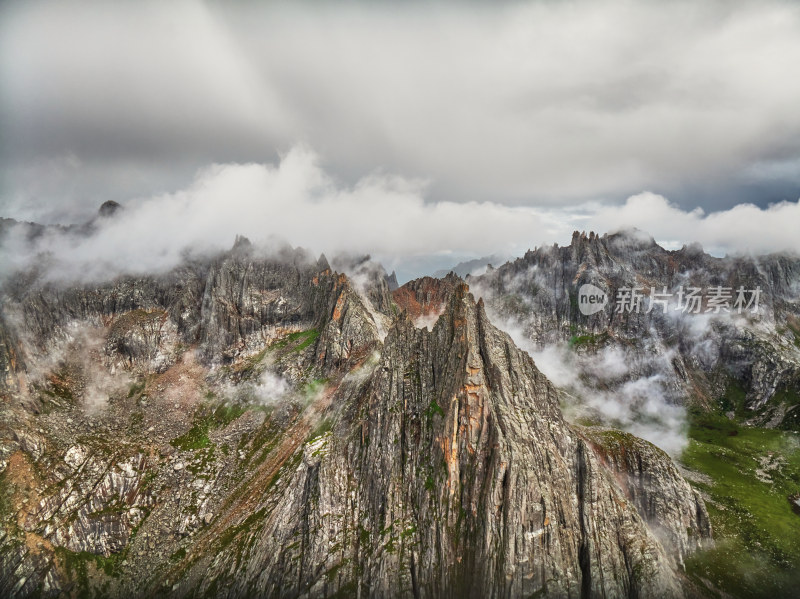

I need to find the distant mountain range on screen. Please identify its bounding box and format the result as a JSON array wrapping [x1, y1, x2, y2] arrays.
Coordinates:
[[432, 254, 512, 279]]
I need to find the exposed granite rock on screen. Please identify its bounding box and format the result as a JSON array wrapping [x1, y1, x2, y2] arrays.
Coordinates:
[[314, 272, 383, 372], [177, 283, 706, 598], [106, 309, 178, 373], [0, 239, 712, 598], [31, 448, 155, 556], [470, 229, 800, 427], [581, 428, 711, 566], [392, 272, 462, 322], [97, 201, 122, 219]]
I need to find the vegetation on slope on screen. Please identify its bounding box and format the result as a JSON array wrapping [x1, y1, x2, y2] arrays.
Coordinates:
[[680, 406, 800, 598]]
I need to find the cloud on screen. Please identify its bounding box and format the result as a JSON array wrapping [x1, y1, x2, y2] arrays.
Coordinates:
[[0, 146, 556, 281], [532, 339, 688, 455], [470, 273, 768, 456], [584, 192, 800, 255], [2, 147, 799, 284], [220, 368, 291, 408], [482, 309, 689, 455], [9, 313, 132, 415], [2, 0, 800, 224], [253, 371, 290, 405]]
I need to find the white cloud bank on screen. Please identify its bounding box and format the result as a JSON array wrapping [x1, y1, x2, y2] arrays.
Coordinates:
[[583, 192, 800, 256], [1, 146, 799, 283]]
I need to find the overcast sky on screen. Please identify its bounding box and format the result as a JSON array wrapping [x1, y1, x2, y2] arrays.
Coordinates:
[[2, 0, 800, 279]]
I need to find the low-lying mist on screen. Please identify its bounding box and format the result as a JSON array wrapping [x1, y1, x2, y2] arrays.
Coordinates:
[[470, 293, 719, 456], [530, 343, 689, 455]]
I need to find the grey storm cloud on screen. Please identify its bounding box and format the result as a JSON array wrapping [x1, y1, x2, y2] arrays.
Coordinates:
[[1, 0, 800, 251]]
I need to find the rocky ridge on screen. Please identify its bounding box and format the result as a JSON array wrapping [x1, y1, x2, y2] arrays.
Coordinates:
[[469, 230, 800, 429], [0, 234, 711, 597]]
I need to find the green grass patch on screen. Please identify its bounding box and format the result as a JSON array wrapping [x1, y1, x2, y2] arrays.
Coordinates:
[[301, 378, 328, 400], [170, 421, 211, 451], [170, 402, 246, 451], [308, 417, 333, 441], [242, 416, 283, 468], [583, 428, 648, 455], [212, 402, 246, 427], [568, 331, 610, 350], [424, 399, 445, 420], [127, 380, 146, 398], [681, 408, 800, 598], [716, 377, 749, 418], [215, 508, 267, 554], [234, 347, 270, 377], [56, 546, 126, 586], [269, 328, 320, 352], [288, 328, 320, 352], [170, 547, 187, 562], [773, 386, 800, 431], [233, 328, 319, 379]]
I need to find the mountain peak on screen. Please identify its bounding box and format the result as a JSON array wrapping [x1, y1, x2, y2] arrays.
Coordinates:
[[604, 226, 658, 249], [97, 200, 122, 218]]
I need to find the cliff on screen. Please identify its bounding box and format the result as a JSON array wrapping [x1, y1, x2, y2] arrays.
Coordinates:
[[0, 241, 710, 598]]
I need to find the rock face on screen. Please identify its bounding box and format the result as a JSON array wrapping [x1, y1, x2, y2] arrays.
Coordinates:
[[0, 237, 710, 598], [581, 429, 711, 567], [0, 314, 24, 394], [97, 201, 122, 219], [392, 272, 462, 321], [185, 283, 707, 598], [470, 230, 800, 428], [36, 448, 154, 556]]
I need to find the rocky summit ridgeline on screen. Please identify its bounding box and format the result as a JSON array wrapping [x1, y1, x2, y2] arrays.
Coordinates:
[[0, 224, 713, 598], [470, 229, 800, 430]]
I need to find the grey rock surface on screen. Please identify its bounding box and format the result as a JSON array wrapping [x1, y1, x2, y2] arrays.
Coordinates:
[[0, 238, 713, 597], [470, 229, 800, 428]]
